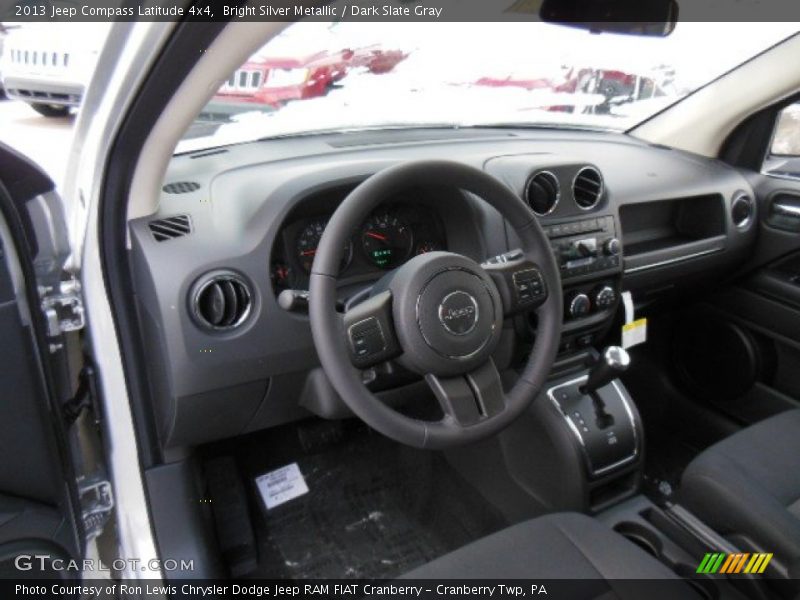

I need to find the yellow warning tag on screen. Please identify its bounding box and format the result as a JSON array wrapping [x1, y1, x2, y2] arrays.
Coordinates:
[[622, 318, 647, 349]]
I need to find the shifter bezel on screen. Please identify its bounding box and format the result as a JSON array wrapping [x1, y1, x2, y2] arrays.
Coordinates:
[[547, 375, 639, 477]]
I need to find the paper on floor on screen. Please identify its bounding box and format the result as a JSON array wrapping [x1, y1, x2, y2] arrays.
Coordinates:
[[255, 463, 309, 509]]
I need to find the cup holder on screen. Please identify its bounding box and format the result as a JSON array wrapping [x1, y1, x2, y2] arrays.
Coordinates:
[[613, 522, 719, 600], [613, 521, 664, 559]]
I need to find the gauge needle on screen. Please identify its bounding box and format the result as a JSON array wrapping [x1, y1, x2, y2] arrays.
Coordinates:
[[366, 231, 388, 241], [300, 249, 316, 256]]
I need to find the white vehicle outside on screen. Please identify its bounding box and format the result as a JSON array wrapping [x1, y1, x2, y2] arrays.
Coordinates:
[[0, 22, 109, 117]]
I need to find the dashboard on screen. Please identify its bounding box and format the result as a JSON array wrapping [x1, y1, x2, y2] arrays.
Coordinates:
[[129, 127, 757, 449]]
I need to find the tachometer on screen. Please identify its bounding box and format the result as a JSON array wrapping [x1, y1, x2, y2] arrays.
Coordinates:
[[295, 218, 353, 274], [361, 213, 414, 269]]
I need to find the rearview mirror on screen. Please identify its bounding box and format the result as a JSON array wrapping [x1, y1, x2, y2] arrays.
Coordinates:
[[540, 0, 679, 37]]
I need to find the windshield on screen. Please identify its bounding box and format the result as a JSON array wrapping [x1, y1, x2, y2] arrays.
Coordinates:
[[178, 22, 799, 153]]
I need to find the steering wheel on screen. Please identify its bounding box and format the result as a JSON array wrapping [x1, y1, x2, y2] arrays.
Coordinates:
[[309, 160, 563, 448]]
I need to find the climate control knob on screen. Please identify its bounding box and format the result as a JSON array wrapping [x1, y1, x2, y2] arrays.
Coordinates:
[[566, 292, 591, 319], [604, 237, 621, 256], [594, 285, 617, 310]]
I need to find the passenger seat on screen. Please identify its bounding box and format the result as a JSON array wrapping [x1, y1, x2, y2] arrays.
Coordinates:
[[680, 409, 800, 597]]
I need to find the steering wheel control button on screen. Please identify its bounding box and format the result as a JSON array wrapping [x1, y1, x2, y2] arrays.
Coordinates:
[[483, 257, 549, 316], [348, 317, 386, 360], [438, 291, 479, 336], [512, 268, 546, 305]]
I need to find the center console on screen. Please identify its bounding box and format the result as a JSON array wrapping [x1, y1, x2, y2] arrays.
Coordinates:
[[547, 360, 641, 479], [501, 346, 644, 513], [597, 496, 772, 600], [512, 213, 624, 356]]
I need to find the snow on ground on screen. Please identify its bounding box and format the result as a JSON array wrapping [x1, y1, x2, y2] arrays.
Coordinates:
[[0, 97, 75, 188]]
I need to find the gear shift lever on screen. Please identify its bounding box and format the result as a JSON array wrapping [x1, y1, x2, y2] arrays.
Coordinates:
[[582, 346, 630, 394], [581, 346, 630, 428]]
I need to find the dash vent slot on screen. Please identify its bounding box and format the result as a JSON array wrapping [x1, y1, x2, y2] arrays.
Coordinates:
[[162, 181, 201, 194], [148, 215, 192, 242]]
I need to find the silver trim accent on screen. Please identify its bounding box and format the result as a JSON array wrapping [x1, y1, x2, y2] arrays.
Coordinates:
[[415, 267, 498, 360], [567, 292, 590, 318], [594, 285, 616, 309], [603, 346, 630, 369], [760, 170, 800, 184], [525, 170, 561, 216], [191, 273, 253, 331], [731, 193, 754, 229], [546, 375, 639, 477], [438, 290, 479, 336], [773, 201, 800, 217], [572, 166, 604, 211], [623, 247, 722, 274]]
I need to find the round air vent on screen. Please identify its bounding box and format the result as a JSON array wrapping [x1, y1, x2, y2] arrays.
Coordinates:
[[731, 193, 754, 228], [572, 167, 604, 210], [525, 171, 560, 216], [191, 272, 253, 331]]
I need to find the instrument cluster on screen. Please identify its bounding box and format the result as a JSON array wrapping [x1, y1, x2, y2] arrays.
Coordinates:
[[271, 203, 447, 292]]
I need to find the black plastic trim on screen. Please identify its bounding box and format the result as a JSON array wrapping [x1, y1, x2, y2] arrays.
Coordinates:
[[0, 164, 83, 558], [721, 91, 800, 170]]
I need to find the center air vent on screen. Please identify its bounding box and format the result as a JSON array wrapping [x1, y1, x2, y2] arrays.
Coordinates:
[[162, 181, 200, 194], [148, 215, 192, 242], [572, 167, 604, 210], [525, 171, 560, 216], [731, 192, 754, 228], [191, 273, 253, 331]]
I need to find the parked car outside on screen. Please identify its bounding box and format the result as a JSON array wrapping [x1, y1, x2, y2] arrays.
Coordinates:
[[205, 24, 406, 121], [0, 22, 109, 117], [0, 23, 13, 97]]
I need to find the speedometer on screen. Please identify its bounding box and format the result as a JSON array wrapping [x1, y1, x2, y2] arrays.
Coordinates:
[[361, 213, 413, 269], [295, 218, 353, 274]]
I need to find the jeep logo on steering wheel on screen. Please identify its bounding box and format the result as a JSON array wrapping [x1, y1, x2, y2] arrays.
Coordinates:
[[438, 291, 479, 336]]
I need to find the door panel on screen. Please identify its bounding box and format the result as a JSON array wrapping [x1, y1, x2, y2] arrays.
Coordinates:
[[0, 146, 82, 569], [696, 171, 800, 424]]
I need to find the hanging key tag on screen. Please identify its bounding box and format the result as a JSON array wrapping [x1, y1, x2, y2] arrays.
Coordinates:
[[621, 291, 647, 349]]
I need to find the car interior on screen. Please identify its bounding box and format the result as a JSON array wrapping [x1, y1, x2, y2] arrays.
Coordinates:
[[4, 15, 800, 600], [113, 21, 800, 599]]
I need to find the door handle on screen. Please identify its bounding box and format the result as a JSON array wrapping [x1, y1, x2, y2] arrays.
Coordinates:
[[773, 202, 800, 218]]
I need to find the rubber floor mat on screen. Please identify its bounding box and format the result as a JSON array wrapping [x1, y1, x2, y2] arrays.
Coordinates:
[[215, 422, 508, 579]]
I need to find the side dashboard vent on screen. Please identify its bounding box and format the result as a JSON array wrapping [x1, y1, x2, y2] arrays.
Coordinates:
[[525, 171, 560, 216], [191, 273, 253, 331], [572, 167, 604, 210], [162, 181, 201, 194], [148, 215, 192, 242], [731, 193, 754, 228]]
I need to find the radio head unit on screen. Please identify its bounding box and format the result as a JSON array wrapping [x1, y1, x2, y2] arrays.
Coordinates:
[[544, 216, 621, 280]]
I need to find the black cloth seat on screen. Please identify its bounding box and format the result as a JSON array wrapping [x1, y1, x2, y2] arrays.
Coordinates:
[[680, 409, 800, 590], [402, 512, 699, 599]]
